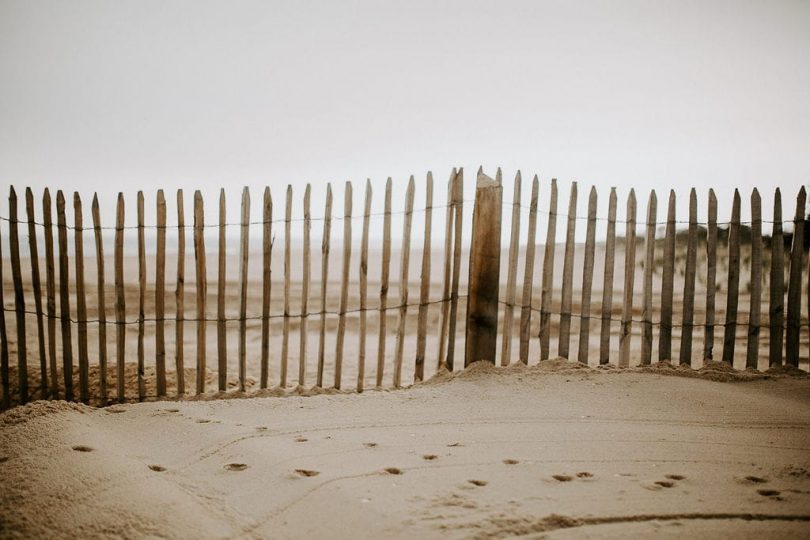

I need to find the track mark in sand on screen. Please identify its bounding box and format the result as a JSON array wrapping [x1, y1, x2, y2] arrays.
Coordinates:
[[447, 442, 463, 447], [384, 467, 403, 475], [742, 476, 769, 484], [468, 479, 488, 487], [294, 437, 308, 443], [164, 408, 179, 413], [757, 489, 781, 497], [576, 472, 593, 478], [255, 426, 267, 432], [363, 442, 377, 448], [654, 481, 675, 488], [295, 469, 320, 477], [148, 465, 166, 472], [224, 463, 248, 471], [196, 419, 211, 424], [423, 454, 438, 461], [665, 474, 685, 480], [71, 445, 94, 452], [0, 456, 8, 463], [503, 459, 519, 465], [552, 474, 573, 482]]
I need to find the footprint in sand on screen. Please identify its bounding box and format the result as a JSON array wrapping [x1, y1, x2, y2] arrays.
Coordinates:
[[295, 469, 320, 477], [255, 426, 268, 432], [294, 437, 308, 443], [148, 465, 166, 472], [72, 445, 94, 452], [384, 467, 403, 475], [552, 474, 573, 482], [164, 408, 179, 413], [363, 442, 378, 448], [654, 480, 675, 488], [576, 472, 594, 478], [503, 459, 519, 465], [196, 419, 211, 424], [423, 454, 438, 461], [741, 475, 769, 484], [468, 479, 488, 487], [224, 463, 248, 471], [0, 456, 8, 464], [665, 474, 685, 481], [757, 489, 781, 498]]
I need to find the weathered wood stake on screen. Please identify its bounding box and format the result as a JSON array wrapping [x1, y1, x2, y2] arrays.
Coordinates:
[[619, 189, 637, 367], [519, 175, 539, 364], [659, 190, 676, 362], [260, 187, 272, 388], [558, 182, 577, 359], [317, 184, 332, 387], [641, 190, 657, 365], [193, 191, 207, 394], [539, 179, 558, 360], [376, 179, 391, 385], [357, 180, 370, 390], [155, 190, 166, 396], [74, 193, 89, 403], [599, 187, 617, 365], [577, 186, 597, 365], [722, 189, 742, 365], [25, 188, 47, 394], [768, 189, 784, 367], [92, 194, 108, 403], [415, 173, 433, 381], [746, 189, 762, 370], [9, 187, 28, 402], [335, 182, 352, 389], [216, 189, 227, 391], [500, 172, 521, 367], [114, 193, 125, 402], [43, 190, 58, 398], [238, 187, 250, 392], [56, 191, 72, 401], [679, 189, 698, 366], [175, 190, 186, 395], [393, 177, 415, 385], [704, 190, 718, 360], [785, 186, 806, 367]]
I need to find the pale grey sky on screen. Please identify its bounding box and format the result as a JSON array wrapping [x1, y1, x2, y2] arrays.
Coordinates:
[[1, 0, 809, 238]]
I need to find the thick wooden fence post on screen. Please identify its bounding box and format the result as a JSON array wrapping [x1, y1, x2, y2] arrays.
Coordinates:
[[558, 182, 577, 359], [175, 190, 186, 395], [768, 189, 784, 367], [137, 192, 146, 400], [357, 180, 371, 390], [415, 173, 433, 381], [238, 187, 250, 392], [393, 176, 414, 386], [335, 181, 352, 389], [500, 172, 521, 367], [260, 187, 272, 388], [25, 188, 47, 394], [317, 184, 332, 387], [619, 189, 637, 367], [193, 191, 207, 394], [282, 185, 292, 388], [216, 189, 227, 391], [785, 186, 806, 367], [376, 179, 391, 386], [464, 168, 502, 366], [43, 190, 58, 398], [91, 194, 108, 403], [704, 190, 718, 360], [300, 184, 311, 388], [74, 193, 89, 403], [9, 187, 28, 403], [519, 175, 539, 364], [641, 190, 657, 365], [599, 187, 617, 365], [577, 186, 597, 365], [679, 188, 698, 366], [155, 190, 166, 396], [722, 189, 742, 365], [114, 193, 125, 402], [659, 191, 676, 362], [746, 189, 762, 370], [56, 191, 73, 401], [539, 179, 558, 360]]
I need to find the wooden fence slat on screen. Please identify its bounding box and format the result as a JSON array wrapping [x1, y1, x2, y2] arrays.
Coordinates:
[[217, 189, 227, 391], [300, 184, 311, 388], [25, 188, 47, 394], [175, 190, 186, 395], [260, 187, 272, 388], [437, 169, 456, 371], [519, 175, 539, 364], [599, 187, 617, 365], [9, 187, 28, 403], [415, 173, 433, 381], [446, 169, 464, 371], [238, 187, 250, 392], [704, 189, 718, 360], [91, 194, 108, 404], [768, 189, 784, 367], [43, 190, 58, 398], [155, 190, 166, 396], [376, 178, 392, 386], [282, 185, 292, 388], [56, 190, 72, 402], [464, 168, 502, 367], [722, 189, 742, 365], [619, 189, 637, 367], [115, 193, 125, 402], [394, 176, 415, 385], [746, 189, 762, 370], [641, 190, 657, 365], [539, 179, 558, 360], [500, 171, 521, 367], [785, 186, 806, 367], [193, 190, 207, 394], [0, 222, 9, 407], [73, 193, 89, 403], [137, 192, 146, 400], [335, 182, 353, 389], [659, 190, 676, 362], [577, 186, 597, 365], [317, 184, 333, 387], [357, 180, 371, 390], [679, 188, 698, 366], [558, 182, 577, 359]]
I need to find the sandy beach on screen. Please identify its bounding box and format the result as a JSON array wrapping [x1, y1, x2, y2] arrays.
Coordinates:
[[2, 360, 809, 539]]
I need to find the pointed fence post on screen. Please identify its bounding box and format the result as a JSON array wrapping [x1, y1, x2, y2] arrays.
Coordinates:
[[722, 189, 742, 365], [393, 177, 414, 386], [137, 192, 146, 400], [679, 189, 698, 366], [746, 189, 762, 370], [175, 190, 186, 395], [500, 172, 521, 367], [300, 184, 311, 388], [599, 188, 617, 365], [539, 179, 558, 360], [155, 190, 167, 396], [558, 182, 577, 359], [114, 193, 125, 402], [619, 190, 637, 367], [415, 173, 433, 381], [768, 189, 784, 367], [238, 187, 250, 392], [446, 170, 464, 371], [92, 194, 108, 403], [193, 191, 207, 394], [25, 188, 47, 395], [659, 191, 676, 362], [56, 191, 73, 402], [519, 175, 539, 364], [43, 190, 58, 398], [216, 189, 227, 391], [335, 181, 352, 389], [577, 186, 597, 365], [375, 179, 392, 386], [9, 187, 28, 403], [437, 170, 457, 371], [785, 187, 806, 367], [357, 180, 371, 390], [704, 190, 718, 360], [464, 168, 502, 366], [641, 190, 657, 365], [74, 193, 89, 403], [260, 187, 272, 388]]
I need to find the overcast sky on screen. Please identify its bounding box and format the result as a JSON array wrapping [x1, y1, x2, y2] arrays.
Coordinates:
[[1, 0, 809, 239]]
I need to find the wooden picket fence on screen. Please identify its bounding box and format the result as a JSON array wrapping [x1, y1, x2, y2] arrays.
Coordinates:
[[0, 169, 807, 408]]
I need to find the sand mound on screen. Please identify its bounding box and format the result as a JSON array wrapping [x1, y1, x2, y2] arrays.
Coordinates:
[[634, 361, 769, 382], [0, 400, 92, 427]]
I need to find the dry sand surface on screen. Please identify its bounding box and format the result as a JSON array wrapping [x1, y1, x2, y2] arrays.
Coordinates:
[[2, 360, 810, 539]]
